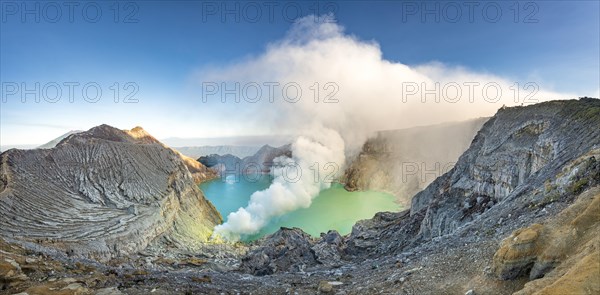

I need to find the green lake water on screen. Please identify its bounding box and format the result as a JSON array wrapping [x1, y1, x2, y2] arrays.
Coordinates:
[[200, 174, 401, 241]]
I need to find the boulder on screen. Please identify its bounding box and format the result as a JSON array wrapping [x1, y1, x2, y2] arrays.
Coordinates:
[[240, 227, 317, 275]]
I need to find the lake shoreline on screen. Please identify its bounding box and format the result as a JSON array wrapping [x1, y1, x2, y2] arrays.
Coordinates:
[[200, 174, 401, 241]]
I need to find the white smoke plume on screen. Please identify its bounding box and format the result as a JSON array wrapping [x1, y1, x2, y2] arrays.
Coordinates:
[[214, 126, 344, 240], [205, 14, 575, 240]]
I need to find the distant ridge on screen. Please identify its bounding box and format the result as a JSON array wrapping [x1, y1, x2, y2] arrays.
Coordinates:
[[198, 144, 292, 174], [174, 145, 261, 158], [38, 130, 84, 149]]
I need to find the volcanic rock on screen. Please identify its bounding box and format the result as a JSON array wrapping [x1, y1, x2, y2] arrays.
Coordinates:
[[0, 125, 222, 260]]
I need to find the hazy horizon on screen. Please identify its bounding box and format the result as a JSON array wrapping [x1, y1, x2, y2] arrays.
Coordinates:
[[0, 115, 496, 151], [2, 1, 599, 147]]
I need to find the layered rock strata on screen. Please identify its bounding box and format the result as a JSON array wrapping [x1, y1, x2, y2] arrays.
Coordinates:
[[0, 125, 222, 260]]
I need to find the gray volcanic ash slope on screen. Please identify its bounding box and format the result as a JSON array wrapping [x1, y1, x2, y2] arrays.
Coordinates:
[[0, 125, 221, 260]]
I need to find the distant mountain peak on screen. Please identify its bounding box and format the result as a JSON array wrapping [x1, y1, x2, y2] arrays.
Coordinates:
[[257, 144, 274, 151], [124, 126, 159, 144], [56, 124, 160, 146]]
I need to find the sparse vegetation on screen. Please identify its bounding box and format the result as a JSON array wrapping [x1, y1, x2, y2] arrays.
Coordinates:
[[574, 106, 600, 121], [544, 180, 557, 194], [570, 178, 589, 195], [540, 193, 561, 207]]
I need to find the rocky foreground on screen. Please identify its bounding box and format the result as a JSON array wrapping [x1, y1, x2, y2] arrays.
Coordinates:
[[1, 98, 599, 294]]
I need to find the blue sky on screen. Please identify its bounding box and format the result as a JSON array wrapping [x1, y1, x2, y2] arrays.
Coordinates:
[[1, 0, 599, 146]]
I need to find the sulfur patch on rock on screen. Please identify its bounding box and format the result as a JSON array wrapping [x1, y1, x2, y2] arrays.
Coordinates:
[[493, 188, 600, 293], [493, 223, 544, 280], [0, 258, 28, 290]]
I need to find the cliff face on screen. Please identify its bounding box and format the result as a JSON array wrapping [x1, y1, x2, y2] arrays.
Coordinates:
[[408, 99, 600, 241], [342, 118, 488, 205], [0, 125, 222, 260], [345, 99, 600, 255], [174, 152, 219, 184]]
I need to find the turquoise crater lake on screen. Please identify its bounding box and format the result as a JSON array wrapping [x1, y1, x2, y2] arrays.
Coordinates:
[[199, 174, 401, 241]]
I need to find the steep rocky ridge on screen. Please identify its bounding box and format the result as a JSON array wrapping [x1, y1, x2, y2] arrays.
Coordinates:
[[0, 125, 222, 260], [174, 151, 218, 184], [34, 126, 217, 184], [341, 99, 600, 257], [408, 99, 599, 241], [343, 118, 488, 205]]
